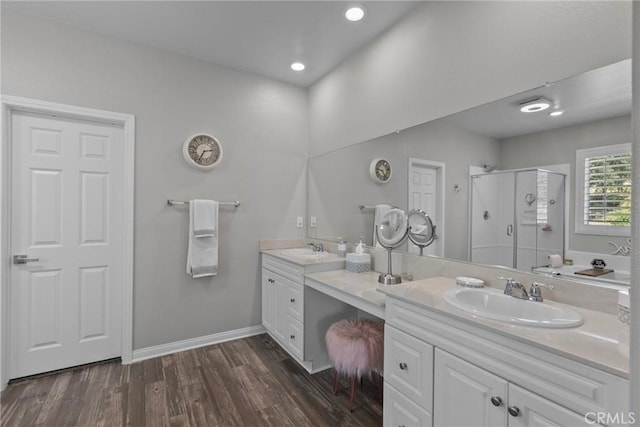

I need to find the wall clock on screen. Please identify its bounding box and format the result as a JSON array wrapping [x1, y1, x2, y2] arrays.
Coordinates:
[[183, 133, 223, 170], [370, 158, 392, 184]]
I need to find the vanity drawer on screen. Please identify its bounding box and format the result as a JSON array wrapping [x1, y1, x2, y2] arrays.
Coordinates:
[[284, 281, 304, 322], [384, 324, 434, 411], [285, 315, 304, 361], [262, 254, 304, 283], [384, 382, 433, 427]]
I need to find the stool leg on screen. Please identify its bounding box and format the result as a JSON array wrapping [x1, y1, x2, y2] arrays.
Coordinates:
[[375, 371, 383, 403], [349, 376, 357, 412], [332, 369, 339, 395]]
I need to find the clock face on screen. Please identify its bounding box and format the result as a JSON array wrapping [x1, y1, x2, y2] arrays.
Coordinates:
[[183, 134, 223, 170], [370, 158, 392, 183]]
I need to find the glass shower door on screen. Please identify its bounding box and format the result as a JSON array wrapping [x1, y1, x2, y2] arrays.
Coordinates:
[[470, 172, 515, 267]]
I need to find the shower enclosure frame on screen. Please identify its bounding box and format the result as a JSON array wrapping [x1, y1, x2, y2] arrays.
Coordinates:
[[468, 168, 568, 270]]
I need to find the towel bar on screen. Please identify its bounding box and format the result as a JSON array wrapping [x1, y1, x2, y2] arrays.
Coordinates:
[[167, 199, 240, 207]]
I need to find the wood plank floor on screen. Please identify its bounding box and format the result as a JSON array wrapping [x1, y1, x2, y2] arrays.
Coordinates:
[[1, 334, 383, 426]]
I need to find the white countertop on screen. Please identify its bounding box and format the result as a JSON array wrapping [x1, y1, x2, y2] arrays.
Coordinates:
[[261, 248, 346, 267], [304, 270, 386, 319], [379, 276, 629, 378], [533, 265, 630, 287], [261, 247, 628, 378]]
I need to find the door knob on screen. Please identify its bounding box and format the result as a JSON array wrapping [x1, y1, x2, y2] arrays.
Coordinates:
[[13, 254, 39, 264], [399, 362, 408, 370]]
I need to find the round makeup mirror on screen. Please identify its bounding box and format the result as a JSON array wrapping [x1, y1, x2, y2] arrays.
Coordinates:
[[408, 209, 436, 255], [376, 208, 409, 285]]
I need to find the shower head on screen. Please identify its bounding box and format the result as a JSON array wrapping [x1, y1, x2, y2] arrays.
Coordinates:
[[482, 164, 496, 173]]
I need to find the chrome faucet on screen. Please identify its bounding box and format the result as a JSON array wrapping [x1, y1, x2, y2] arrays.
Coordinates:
[[307, 242, 324, 252], [498, 276, 517, 296], [528, 282, 554, 302], [510, 282, 529, 300], [498, 277, 554, 302]]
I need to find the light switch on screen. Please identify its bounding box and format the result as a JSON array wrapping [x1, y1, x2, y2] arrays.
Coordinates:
[[296, 216, 304, 228], [310, 216, 317, 228]]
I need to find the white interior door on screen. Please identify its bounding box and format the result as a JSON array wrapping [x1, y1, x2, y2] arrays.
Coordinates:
[[9, 110, 124, 379], [408, 158, 443, 256]]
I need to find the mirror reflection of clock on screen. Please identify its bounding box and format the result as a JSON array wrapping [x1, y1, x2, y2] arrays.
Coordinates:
[[370, 158, 392, 184]]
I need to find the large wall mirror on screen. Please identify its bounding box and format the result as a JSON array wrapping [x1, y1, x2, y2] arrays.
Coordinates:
[[307, 59, 631, 277]]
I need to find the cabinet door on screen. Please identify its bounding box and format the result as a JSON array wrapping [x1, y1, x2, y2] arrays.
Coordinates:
[[384, 382, 433, 427], [285, 315, 304, 360], [507, 384, 600, 427], [271, 276, 285, 342], [385, 325, 434, 411], [284, 281, 304, 322], [261, 269, 274, 332], [434, 349, 508, 427], [262, 269, 285, 342]]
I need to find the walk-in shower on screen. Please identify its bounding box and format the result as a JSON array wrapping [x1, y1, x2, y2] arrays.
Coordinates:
[[470, 169, 565, 271]]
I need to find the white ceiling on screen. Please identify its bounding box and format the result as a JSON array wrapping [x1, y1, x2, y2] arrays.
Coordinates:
[[3, 1, 419, 87], [442, 59, 632, 140]]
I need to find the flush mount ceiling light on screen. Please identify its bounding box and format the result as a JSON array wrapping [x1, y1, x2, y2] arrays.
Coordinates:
[[518, 97, 553, 113], [345, 6, 365, 21], [549, 110, 564, 117], [290, 62, 305, 71]]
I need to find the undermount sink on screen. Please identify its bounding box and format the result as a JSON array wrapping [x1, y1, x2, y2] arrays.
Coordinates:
[[279, 248, 334, 260], [443, 287, 584, 328]]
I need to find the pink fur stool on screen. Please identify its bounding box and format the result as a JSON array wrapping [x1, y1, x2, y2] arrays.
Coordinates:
[[325, 319, 384, 411]]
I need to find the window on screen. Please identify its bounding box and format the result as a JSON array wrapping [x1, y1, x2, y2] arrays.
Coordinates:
[[576, 144, 631, 236]]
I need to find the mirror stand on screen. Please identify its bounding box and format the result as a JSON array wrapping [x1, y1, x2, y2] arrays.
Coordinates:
[[379, 246, 402, 285]]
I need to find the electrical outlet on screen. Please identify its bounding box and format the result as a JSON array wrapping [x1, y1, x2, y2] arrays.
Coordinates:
[[296, 216, 304, 228], [310, 216, 317, 228]]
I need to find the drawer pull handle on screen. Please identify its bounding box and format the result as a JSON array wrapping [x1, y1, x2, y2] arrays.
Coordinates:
[[508, 406, 520, 417], [399, 362, 408, 370], [290, 335, 295, 340], [490, 396, 502, 407], [290, 298, 295, 303]]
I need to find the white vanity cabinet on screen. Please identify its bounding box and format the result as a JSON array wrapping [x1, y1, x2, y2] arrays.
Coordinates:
[[261, 255, 307, 363], [384, 296, 629, 427], [261, 252, 348, 373]]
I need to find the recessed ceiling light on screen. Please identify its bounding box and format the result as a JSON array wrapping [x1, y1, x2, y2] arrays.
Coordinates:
[[291, 62, 305, 71], [549, 110, 564, 117], [519, 97, 553, 113], [345, 6, 365, 22]]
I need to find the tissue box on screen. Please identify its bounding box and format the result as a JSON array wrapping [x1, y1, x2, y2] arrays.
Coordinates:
[[346, 253, 371, 273]]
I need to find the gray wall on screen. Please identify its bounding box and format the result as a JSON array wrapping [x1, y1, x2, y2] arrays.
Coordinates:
[[1, 2, 633, 352], [308, 118, 500, 261], [501, 115, 632, 254], [1, 8, 308, 349], [308, 1, 632, 157]]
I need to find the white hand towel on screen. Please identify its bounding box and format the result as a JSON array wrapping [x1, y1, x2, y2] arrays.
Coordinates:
[[373, 204, 392, 248], [192, 199, 217, 237], [187, 200, 219, 278]]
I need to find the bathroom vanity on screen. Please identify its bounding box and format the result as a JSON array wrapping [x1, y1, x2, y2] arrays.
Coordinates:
[[261, 249, 360, 372], [380, 277, 629, 427], [261, 246, 629, 426], [261, 248, 386, 373]]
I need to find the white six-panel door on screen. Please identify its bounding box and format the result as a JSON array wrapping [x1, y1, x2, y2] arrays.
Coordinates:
[[9, 110, 124, 378], [408, 158, 443, 257]]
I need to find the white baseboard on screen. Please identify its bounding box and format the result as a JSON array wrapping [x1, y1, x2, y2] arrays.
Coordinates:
[[131, 325, 266, 363]]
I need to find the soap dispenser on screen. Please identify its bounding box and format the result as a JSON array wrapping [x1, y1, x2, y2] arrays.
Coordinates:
[[337, 239, 347, 258]]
